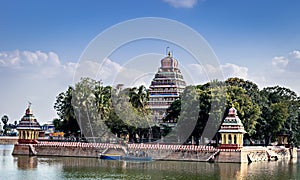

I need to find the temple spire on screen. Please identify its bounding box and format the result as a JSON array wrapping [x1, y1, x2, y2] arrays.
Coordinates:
[[166, 46, 170, 56], [28, 101, 32, 109]]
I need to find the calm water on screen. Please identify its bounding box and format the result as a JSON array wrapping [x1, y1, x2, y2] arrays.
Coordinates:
[[1, 145, 300, 180]]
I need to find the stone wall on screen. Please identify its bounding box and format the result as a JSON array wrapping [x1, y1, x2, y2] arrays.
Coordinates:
[[34, 146, 100, 157], [11, 142, 297, 163], [0, 137, 18, 145], [215, 150, 247, 163], [12, 144, 30, 155], [12, 142, 106, 157]]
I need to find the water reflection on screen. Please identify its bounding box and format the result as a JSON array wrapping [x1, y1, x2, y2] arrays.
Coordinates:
[[11, 156, 300, 179], [16, 156, 38, 170], [1, 145, 299, 179]]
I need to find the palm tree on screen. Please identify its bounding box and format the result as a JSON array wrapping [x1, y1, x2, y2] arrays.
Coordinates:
[[54, 86, 79, 134], [128, 85, 153, 142], [129, 85, 149, 112], [94, 83, 112, 120]]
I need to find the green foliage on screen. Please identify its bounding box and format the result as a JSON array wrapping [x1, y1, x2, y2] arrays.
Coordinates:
[[258, 86, 300, 146], [52, 118, 62, 130], [54, 86, 79, 133], [112, 85, 153, 142], [54, 77, 300, 146], [1, 115, 9, 135], [164, 99, 181, 123], [1, 115, 9, 125], [54, 77, 153, 143], [226, 85, 261, 136]]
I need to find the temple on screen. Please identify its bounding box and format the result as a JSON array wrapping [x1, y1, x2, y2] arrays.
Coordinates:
[[218, 107, 246, 149], [16, 103, 41, 144], [148, 50, 186, 124]]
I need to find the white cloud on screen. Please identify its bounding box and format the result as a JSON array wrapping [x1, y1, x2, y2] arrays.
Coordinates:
[[250, 50, 300, 95], [73, 58, 123, 85], [289, 50, 300, 59], [2, 48, 300, 125], [221, 63, 248, 79], [0, 50, 126, 125], [270, 50, 300, 73], [186, 63, 248, 84], [0, 50, 61, 69], [163, 0, 198, 8], [0, 50, 21, 67], [272, 56, 288, 69], [0, 50, 84, 124], [98, 58, 123, 80]]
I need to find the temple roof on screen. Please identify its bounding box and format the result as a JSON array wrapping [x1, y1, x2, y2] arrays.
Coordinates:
[[218, 107, 246, 134], [160, 52, 178, 69], [17, 104, 41, 130]]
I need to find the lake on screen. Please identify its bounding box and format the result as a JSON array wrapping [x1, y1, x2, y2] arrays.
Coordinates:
[[1, 144, 299, 179]]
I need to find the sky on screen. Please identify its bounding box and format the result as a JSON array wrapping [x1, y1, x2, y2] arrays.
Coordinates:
[[1, 0, 300, 124]]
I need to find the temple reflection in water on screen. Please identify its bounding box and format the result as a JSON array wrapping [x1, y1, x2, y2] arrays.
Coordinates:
[[13, 155, 297, 179]]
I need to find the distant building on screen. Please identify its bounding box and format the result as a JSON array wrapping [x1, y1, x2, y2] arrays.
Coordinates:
[[41, 121, 55, 136], [148, 51, 186, 124]]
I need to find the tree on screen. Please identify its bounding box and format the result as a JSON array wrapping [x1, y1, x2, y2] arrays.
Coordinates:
[[163, 80, 260, 145], [164, 99, 181, 123], [115, 85, 152, 142], [54, 86, 80, 134], [1, 115, 8, 125], [225, 77, 261, 104], [52, 118, 62, 131], [94, 82, 112, 120], [71, 77, 113, 142], [260, 102, 289, 145], [258, 86, 300, 146], [226, 85, 261, 136], [1, 115, 9, 135]]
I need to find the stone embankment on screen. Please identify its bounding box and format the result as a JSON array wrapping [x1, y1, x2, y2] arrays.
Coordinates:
[[0, 137, 18, 144], [12, 141, 297, 163]]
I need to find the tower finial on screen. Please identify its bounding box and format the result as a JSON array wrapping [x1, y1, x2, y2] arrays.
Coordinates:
[[28, 101, 32, 108], [166, 46, 170, 56]]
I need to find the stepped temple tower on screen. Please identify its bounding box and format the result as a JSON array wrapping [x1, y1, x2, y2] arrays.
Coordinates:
[[148, 51, 186, 123], [218, 107, 246, 149], [17, 103, 41, 144]]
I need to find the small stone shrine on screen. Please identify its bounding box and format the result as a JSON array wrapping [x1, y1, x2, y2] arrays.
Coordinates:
[[218, 107, 246, 149], [17, 103, 41, 144]]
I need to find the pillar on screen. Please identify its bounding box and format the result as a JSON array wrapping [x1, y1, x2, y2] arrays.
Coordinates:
[[221, 134, 224, 144], [238, 134, 243, 146], [240, 134, 243, 145], [35, 131, 39, 139], [225, 134, 228, 144], [29, 131, 32, 139]]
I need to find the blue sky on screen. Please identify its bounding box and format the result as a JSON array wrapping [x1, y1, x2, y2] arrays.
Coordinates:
[[1, 0, 300, 123]]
